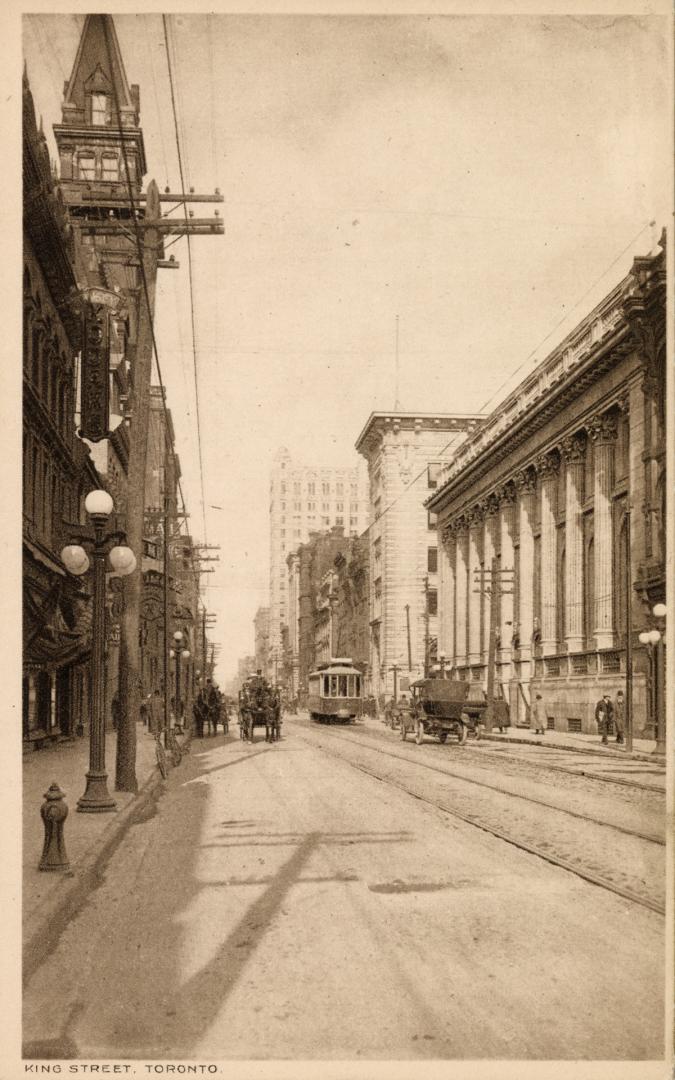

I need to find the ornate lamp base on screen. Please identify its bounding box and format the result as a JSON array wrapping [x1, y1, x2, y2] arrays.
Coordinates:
[[77, 770, 117, 813]]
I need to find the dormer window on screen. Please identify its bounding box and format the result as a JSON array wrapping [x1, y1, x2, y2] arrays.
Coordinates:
[[91, 93, 109, 126]]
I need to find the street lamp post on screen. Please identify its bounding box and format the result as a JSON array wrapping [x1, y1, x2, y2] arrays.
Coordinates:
[[638, 602, 667, 756], [170, 631, 190, 737], [439, 652, 447, 680], [389, 661, 400, 704], [61, 490, 136, 812]]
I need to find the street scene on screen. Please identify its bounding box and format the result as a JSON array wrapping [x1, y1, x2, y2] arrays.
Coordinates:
[[19, 8, 669, 1074]]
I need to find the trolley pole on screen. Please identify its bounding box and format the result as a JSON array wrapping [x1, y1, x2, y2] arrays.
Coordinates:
[[474, 559, 514, 732]]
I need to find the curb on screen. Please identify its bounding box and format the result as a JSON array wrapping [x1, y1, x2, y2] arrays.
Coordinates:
[[481, 732, 665, 765], [23, 763, 165, 987]]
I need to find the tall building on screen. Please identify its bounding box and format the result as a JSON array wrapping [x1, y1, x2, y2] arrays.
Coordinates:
[[268, 447, 368, 669], [22, 67, 101, 747], [428, 240, 666, 734], [356, 412, 484, 705]]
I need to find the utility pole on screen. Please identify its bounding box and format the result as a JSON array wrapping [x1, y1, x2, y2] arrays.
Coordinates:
[[423, 576, 431, 678], [473, 559, 514, 732], [93, 182, 223, 792], [405, 604, 412, 672]]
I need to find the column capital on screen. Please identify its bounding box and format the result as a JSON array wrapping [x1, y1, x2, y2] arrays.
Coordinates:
[[534, 449, 560, 480], [513, 467, 536, 495], [495, 481, 517, 507], [560, 433, 586, 466], [482, 492, 501, 519], [587, 411, 619, 445], [466, 504, 485, 529]]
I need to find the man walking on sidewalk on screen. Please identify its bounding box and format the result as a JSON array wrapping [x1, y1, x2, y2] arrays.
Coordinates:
[[595, 693, 613, 745], [613, 690, 625, 745], [530, 694, 546, 735]]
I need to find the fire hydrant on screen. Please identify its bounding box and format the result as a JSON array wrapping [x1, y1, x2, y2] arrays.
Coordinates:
[[39, 783, 70, 872]]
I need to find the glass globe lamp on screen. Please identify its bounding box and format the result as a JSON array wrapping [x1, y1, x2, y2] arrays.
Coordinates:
[[109, 546, 136, 576], [61, 544, 90, 576], [84, 489, 114, 519]]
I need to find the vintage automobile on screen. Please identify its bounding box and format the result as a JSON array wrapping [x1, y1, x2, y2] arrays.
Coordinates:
[[399, 678, 509, 745]]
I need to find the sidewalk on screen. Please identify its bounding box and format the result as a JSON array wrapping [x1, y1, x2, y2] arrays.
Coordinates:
[[358, 712, 664, 765], [23, 723, 163, 984], [480, 727, 665, 763]]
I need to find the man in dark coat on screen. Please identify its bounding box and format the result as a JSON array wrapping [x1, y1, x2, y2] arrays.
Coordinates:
[[595, 694, 613, 745]]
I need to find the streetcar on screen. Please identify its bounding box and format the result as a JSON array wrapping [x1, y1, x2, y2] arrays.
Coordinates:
[[307, 658, 363, 723]]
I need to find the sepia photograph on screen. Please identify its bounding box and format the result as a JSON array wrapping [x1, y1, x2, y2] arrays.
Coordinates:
[[10, 2, 672, 1075]]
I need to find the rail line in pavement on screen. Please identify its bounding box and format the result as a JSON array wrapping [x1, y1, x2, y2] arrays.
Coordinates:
[[292, 720, 663, 846], [289, 721, 665, 916]]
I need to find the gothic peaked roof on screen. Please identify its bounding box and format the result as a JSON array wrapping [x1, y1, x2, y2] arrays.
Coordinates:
[[60, 15, 140, 128]]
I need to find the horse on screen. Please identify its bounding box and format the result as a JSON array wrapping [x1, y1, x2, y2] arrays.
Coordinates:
[[265, 694, 281, 743]]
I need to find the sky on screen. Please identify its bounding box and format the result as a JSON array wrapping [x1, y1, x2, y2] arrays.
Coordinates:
[[21, 10, 672, 681]]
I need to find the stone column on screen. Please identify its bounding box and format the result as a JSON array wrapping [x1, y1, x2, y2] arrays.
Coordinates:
[[588, 411, 618, 649], [497, 484, 517, 672], [439, 525, 456, 664], [467, 508, 483, 666], [454, 520, 469, 668], [561, 434, 586, 652], [514, 468, 536, 661], [482, 496, 499, 667], [537, 450, 560, 656]]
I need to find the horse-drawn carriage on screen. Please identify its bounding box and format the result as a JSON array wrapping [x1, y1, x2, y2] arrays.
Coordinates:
[[398, 678, 509, 745], [238, 677, 281, 743]]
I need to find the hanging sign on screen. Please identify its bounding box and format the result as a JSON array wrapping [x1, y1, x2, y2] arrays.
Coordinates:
[[80, 299, 110, 442]]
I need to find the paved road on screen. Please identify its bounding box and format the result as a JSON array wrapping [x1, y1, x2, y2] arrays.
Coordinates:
[[23, 724, 664, 1061]]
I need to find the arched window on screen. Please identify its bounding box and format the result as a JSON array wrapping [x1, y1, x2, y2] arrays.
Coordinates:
[[90, 93, 109, 126]]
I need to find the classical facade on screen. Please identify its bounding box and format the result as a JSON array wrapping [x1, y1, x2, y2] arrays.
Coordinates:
[[355, 412, 484, 704], [268, 447, 368, 668], [428, 240, 666, 734]]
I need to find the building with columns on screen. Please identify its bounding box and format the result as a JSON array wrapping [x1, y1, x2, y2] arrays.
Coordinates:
[[428, 239, 666, 733], [355, 412, 485, 705]]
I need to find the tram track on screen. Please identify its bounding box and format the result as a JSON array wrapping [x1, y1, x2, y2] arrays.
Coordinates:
[[294, 720, 664, 846], [290, 721, 665, 916]]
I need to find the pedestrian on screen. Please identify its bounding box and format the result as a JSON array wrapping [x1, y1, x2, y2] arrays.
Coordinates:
[[149, 689, 163, 735], [530, 693, 546, 735], [594, 693, 614, 746], [613, 690, 625, 745], [193, 689, 206, 738]]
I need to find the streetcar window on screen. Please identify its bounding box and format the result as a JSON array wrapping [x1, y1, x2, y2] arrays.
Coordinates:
[[338, 675, 347, 696], [347, 675, 354, 696], [323, 675, 329, 696]]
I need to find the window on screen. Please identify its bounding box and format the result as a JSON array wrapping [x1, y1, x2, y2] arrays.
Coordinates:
[[322, 502, 329, 512], [91, 93, 109, 126], [294, 482, 301, 495], [281, 483, 286, 494], [102, 154, 119, 181], [281, 529, 285, 537], [281, 502, 286, 510], [336, 502, 344, 512], [427, 589, 438, 616], [428, 547, 438, 573], [428, 463, 440, 489], [350, 517, 357, 528], [322, 516, 330, 527], [350, 484, 357, 496], [294, 529, 300, 538], [322, 482, 330, 495], [336, 516, 344, 525], [294, 501, 301, 511], [78, 154, 95, 180], [428, 511, 438, 530], [308, 482, 315, 496], [336, 482, 343, 495], [307, 501, 315, 511]]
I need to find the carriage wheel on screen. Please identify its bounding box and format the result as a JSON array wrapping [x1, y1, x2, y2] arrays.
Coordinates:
[[438, 732, 448, 744], [415, 722, 424, 745]]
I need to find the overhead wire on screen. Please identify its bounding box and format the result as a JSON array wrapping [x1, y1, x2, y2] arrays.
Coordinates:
[[162, 14, 209, 548]]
